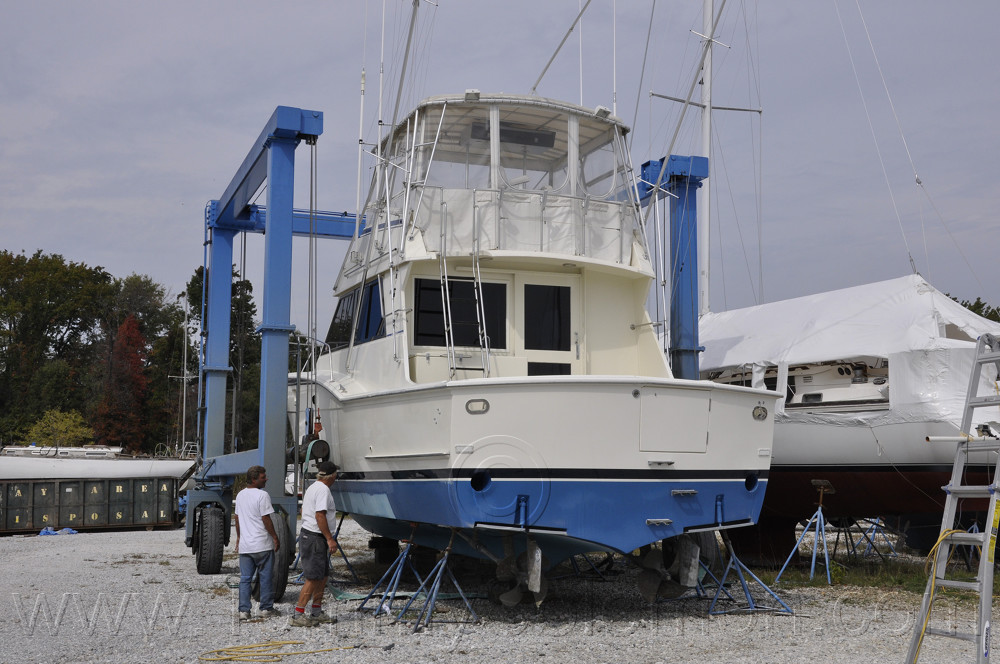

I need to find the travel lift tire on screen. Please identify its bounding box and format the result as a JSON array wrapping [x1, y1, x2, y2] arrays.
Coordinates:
[[252, 510, 293, 602], [195, 505, 225, 575]]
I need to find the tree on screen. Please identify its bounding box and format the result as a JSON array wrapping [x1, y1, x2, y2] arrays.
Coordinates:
[[958, 296, 1000, 323], [0, 250, 114, 439], [104, 274, 184, 451], [0, 250, 194, 450], [92, 315, 150, 453], [185, 265, 261, 451], [23, 409, 94, 447]]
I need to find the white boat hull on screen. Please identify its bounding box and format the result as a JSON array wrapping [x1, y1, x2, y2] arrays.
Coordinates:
[[295, 376, 775, 561], [0, 456, 196, 481]]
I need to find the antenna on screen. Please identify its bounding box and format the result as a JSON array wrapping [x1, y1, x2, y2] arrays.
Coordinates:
[[531, 0, 593, 95]]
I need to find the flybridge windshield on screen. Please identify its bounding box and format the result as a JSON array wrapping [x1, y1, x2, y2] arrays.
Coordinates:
[[354, 95, 644, 268], [396, 100, 631, 201]]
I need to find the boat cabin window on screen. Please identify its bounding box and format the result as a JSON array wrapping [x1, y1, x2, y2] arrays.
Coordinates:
[[419, 106, 491, 189], [579, 127, 620, 198], [527, 362, 571, 376], [325, 279, 385, 349], [413, 277, 507, 349], [414, 103, 625, 197], [493, 119, 569, 192], [524, 284, 571, 351]]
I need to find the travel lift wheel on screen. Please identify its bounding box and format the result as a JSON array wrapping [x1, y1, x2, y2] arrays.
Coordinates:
[[252, 510, 293, 602], [195, 505, 225, 575]]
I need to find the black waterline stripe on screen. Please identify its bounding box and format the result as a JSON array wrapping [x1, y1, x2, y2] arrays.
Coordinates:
[[337, 468, 768, 481]]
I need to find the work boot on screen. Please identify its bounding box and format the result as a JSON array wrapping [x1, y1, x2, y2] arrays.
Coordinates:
[[288, 612, 316, 627], [310, 610, 337, 624]]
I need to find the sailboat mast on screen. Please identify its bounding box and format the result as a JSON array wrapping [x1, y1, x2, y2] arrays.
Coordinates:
[[699, 0, 713, 316]]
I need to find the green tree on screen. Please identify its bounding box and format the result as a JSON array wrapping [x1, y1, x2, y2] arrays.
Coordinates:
[[0, 250, 114, 440], [23, 409, 95, 447], [958, 296, 1000, 323], [185, 265, 261, 451]]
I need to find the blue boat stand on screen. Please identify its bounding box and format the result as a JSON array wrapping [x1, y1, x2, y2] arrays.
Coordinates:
[[710, 530, 793, 615], [357, 525, 479, 632], [775, 482, 834, 585]]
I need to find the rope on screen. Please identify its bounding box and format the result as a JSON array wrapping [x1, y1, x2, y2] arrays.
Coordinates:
[[909, 528, 965, 663], [199, 640, 392, 662], [198, 641, 336, 662]]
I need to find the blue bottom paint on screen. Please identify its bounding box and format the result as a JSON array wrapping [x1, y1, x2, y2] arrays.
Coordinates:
[[334, 475, 766, 564]]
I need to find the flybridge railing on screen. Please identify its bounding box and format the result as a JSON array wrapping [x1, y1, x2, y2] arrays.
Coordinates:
[[413, 186, 634, 264]]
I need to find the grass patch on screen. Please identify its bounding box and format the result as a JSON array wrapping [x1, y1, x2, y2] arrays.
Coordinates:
[[749, 553, 999, 600], [751, 557, 930, 593]]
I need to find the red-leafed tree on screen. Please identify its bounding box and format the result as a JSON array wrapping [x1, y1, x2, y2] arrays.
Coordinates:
[[93, 315, 149, 452]]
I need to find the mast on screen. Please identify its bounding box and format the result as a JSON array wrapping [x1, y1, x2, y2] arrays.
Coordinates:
[[699, 0, 713, 316]]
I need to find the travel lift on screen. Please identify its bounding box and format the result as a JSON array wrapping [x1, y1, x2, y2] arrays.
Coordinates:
[[184, 106, 355, 600], [638, 156, 790, 615], [185, 106, 785, 616]]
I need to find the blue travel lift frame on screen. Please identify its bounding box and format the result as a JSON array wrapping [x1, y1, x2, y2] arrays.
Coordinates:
[[640, 155, 791, 616], [184, 106, 357, 580]]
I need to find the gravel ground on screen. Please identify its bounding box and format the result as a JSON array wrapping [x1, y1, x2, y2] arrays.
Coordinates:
[[0, 519, 990, 663]]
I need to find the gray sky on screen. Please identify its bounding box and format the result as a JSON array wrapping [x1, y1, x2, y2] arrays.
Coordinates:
[[2, 1, 998, 333]]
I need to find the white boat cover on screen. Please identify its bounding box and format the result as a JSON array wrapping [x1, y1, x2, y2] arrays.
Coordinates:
[[701, 274, 1000, 368], [699, 274, 1000, 429]]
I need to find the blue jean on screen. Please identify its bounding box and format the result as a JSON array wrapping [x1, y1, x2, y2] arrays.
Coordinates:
[[238, 550, 275, 612]]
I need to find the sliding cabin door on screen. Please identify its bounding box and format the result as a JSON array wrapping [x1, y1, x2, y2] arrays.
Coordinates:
[[517, 274, 582, 376]]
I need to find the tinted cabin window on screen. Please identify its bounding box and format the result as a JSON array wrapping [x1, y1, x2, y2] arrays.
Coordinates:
[[356, 279, 384, 343], [325, 280, 384, 349], [414, 278, 506, 348], [326, 290, 357, 349], [524, 284, 570, 351], [528, 362, 571, 376]]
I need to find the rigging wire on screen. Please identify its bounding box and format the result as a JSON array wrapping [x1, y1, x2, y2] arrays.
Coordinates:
[[307, 139, 319, 413], [530, 0, 593, 96], [742, 0, 765, 304], [851, 0, 983, 292], [578, 0, 584, 105], [713, 121, 758, 305], [832, 0, 916, 275], [641, 0, 729, 229], [612, 0, 617, 116], [628, 0, 657, 155]]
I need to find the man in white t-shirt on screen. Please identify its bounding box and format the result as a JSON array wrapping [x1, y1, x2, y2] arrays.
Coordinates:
[[234, 465, 280, 620], [289, 461, 339, 627]]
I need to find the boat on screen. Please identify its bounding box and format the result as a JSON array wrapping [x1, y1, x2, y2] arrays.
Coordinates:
[[0, 444, 196, 481], [286, 90, 778, 579], [699, 274, 1000, 554]]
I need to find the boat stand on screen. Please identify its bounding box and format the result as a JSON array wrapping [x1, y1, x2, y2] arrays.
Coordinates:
[[656, 560, 734, 603], [853, 518, 897, 559], [357, 530, 425, 618], [775, 480, 834, 585], [392, 530, 479, 632], [829, 518, 862, 561], [961, 521, 982, 571], [290, 512, 360, 584], [708, 531, 793, 615]]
